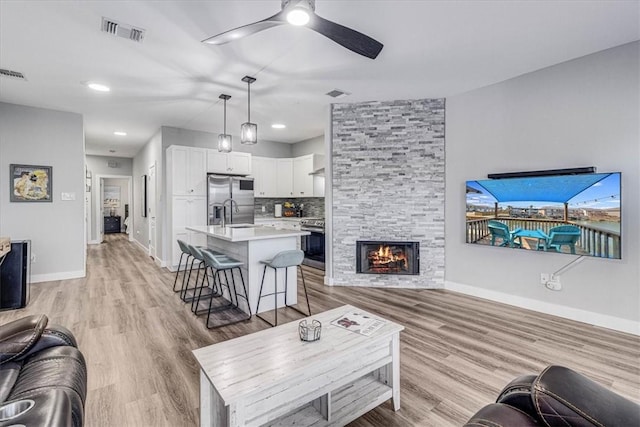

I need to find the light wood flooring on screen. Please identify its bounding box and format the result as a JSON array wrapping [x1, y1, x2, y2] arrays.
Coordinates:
[[0, 233, 638, 426]]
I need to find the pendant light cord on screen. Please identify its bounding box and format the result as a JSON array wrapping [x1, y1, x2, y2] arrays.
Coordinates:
[[247, 81, 251, 123], [223, 98, 227, 134]]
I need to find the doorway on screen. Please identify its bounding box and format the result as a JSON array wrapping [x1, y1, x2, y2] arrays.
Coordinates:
[[94, 175, 133, 244]]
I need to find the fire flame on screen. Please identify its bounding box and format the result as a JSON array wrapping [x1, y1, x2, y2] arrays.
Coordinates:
[[368, 245, 407, 268]]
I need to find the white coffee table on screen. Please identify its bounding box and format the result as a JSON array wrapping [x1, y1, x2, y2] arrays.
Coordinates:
[[193, 305, 404, 427]]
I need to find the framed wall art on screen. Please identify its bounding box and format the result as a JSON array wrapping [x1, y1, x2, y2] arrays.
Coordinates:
[[10, 164, 52, 202], [141, 174, 147, 217]]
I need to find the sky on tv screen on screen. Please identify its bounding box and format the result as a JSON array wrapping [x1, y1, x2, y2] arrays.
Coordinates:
[[466, 173, 620, 211]]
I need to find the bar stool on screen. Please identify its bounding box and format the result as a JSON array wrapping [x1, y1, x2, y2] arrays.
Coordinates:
[[256, 249, 311, 327], [199, 251, 251, 329], [173, 240, 192, 292], [180, 244, 224, 303]]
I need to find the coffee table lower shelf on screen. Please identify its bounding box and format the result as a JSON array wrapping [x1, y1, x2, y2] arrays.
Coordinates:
[[264, 374, 392, 427]]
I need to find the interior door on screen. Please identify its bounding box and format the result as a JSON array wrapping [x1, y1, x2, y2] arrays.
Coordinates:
[[148, 163, 157, 259]]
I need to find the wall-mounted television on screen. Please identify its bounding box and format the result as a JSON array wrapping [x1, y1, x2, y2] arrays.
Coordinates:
[[466, 172, 621, 259]]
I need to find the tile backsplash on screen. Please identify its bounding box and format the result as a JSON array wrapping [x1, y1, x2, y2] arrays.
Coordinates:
[[255, 197, 325, 219]]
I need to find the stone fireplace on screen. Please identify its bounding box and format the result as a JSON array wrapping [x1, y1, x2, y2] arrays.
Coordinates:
[[330, 98, 445, 288], [356, 241, 419, 275]]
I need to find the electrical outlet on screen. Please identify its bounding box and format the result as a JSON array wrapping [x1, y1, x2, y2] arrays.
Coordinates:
[[545, 274, 562, 291], [540, 273, 550, 285], [261, 206, 266, 213]]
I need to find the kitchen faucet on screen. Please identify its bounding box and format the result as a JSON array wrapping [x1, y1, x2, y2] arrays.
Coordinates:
[[219, 198, 239, 228]]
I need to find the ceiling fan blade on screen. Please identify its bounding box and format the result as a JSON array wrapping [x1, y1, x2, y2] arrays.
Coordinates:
[[202, 11, 287, 45], [307, 14, 383, 59]]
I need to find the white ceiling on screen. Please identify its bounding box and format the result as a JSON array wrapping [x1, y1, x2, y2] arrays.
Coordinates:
[[0, 1, 638, 157]]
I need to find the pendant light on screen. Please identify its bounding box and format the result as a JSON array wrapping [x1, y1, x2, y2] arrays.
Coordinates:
[[217, 94, 232, 152], [240, 75, 257, 145]]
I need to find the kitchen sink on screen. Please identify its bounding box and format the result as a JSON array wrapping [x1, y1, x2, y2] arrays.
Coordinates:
[[226, 224, 258, 229]]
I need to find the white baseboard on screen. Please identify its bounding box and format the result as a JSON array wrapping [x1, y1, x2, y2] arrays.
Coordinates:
[[87, 240, 100, 245], [133, 239, 148, 253], [31, 270, 86, 284], [445, 280, 640, 336]]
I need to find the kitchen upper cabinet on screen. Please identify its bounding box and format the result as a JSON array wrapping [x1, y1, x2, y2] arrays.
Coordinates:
[[276, 158, 294, 197], [293, 155, 314, 197], [168, 145, 207, 196], [253, 157, 277, 198], [293, 154, 325, 197], [207, 150, 252, 175], [252, 154, 325, 198]]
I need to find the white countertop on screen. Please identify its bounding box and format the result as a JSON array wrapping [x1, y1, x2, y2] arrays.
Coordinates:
[[187, 225, 309, 242], [254, 217, 322, 222]]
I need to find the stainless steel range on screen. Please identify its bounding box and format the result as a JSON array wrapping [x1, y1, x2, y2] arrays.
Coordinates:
[[300, 218, 325, 270]]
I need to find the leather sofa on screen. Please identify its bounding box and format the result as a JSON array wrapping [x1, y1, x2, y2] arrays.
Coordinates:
[[0, 314, 87, 426], [465, 365, 640, 426]]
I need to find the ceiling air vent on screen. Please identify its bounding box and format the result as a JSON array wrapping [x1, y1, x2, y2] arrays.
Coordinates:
[[101, 17, 146, 43], [0, 69, 26, 81], [326, 89, 350, 99]]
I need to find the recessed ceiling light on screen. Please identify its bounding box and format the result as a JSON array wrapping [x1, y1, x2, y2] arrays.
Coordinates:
[[113, 131, 127, 136], [87, 82, 110, 92], [109, 149, 116, 153], [271, 123, 286, 129]]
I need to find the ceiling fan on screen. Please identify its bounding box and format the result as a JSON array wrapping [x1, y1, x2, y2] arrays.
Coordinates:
[[202, 0, 383, 59]]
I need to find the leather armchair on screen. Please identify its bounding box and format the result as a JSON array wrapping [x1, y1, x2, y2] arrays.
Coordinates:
[[0, 314, 87, 426], [465, 365, 640, 426]]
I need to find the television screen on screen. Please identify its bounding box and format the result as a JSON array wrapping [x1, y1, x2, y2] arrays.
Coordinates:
[[465, 172, 621, 259]]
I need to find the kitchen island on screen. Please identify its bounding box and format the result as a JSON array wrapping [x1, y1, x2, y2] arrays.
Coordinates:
[[186, 225, 310, 314]]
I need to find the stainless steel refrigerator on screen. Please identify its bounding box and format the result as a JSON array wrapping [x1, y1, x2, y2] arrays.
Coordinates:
[[207, 175, 255, 226]]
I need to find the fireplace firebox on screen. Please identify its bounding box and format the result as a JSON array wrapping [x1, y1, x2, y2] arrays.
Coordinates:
[[356, 241, 419, 275]]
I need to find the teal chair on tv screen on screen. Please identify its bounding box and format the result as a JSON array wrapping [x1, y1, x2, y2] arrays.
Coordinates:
[[539, 225, 581, 254], [488, 220, 521, 248]]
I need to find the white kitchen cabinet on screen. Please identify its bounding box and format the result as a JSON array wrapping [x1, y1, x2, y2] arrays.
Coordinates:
[[252, 157, 277, 197], [167, 144, 208, 270], [293, 155, 314, 197], [252, 154, 325, 198], [167, 145, 207, 196], [207, 150, 252, 175], [170, 196, 206, 268], [293, 154, 325, 197], [276, 158, 294, 197]]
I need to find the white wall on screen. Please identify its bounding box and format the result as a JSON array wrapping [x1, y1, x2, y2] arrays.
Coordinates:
[[291, 135, 324, 157], [445, 42, 639, 333], [132, 130, 161, 254], [0, 102, 85, 282]]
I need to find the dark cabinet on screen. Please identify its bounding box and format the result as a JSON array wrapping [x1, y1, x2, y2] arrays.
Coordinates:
[[0, 240, 30, 310], [104, 216, 121, 234]]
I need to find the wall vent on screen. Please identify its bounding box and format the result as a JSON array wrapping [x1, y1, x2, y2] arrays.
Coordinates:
[[326, 89, 350, 98], [107, 161, 120, 168], [101, 17, 145, 43], [0, 69, 26, 81]]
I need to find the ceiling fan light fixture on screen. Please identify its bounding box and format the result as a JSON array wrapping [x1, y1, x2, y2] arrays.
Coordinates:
[[241, 76, 258, 145], [218, 94, 232, 152], [287, 8, 310, 26]]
